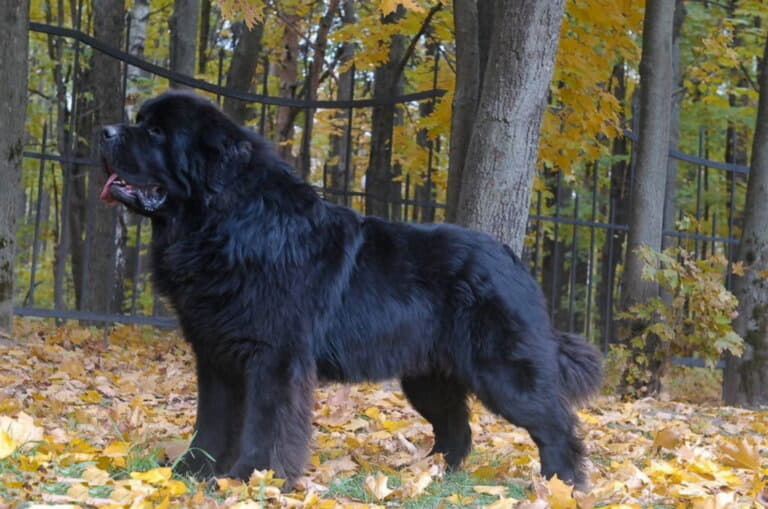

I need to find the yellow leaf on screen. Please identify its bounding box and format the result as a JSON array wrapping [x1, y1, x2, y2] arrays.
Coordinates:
[[66, 482, 90, 501], [445, 493, 475, 504], [652, 427, 682, 451], [0, 431, 18, 459], [82, 465, 111, 484], [381, 420, 410, 432], [548, 475, 577, 509], [718, 437, 760, 471], [473, 485, 507, 497], [162, 479, 188, 496], [248, 468, 285, 488], [80, 390, 102, 404], [0, 412, 44, 445], [379, 0, 424, 15], [471, 464, 504, 480], [364, 472, 394, 500], [402, 471, 433, 498], [102, 440, 130, 457], [486, 498, 516, 509], [130, 466, 172, 484]]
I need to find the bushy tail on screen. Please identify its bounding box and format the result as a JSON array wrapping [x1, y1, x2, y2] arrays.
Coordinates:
[[557, 332, 603, 405]]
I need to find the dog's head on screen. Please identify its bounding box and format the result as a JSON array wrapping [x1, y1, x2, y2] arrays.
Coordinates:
[[99, 91, 252, 217]]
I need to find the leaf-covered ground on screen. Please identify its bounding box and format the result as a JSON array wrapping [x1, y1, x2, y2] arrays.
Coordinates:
[[1, 319, 767, 508]]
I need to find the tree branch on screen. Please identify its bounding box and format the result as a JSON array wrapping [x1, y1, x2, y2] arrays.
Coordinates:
[[739, 61, 759, 92], [393, 2, 443, 84]]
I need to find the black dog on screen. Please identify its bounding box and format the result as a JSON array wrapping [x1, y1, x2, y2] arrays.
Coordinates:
[[100, 91, 602, 488]]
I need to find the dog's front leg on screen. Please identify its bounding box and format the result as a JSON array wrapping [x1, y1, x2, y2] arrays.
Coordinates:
[[176, 354, 243, 479], [225, 346, 315, 487]]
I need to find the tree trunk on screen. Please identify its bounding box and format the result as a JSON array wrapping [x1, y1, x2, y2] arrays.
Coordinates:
[[198, 0, 211, 74], [541, 172, 571, 329], [275, 13, 301, 164], [723, 37, 768, 407], [126, 0, 150, 120], [297, 0, 340, 180], [0, 0, 29, 334], [455, 0, 565, 254], [222, 21, 264, 125], [661, 0, 686, 250], [445, 0, 494, 223], [415, 42, 439, 223], [365, 9, 407, 220], [618, 0, 675, 396], [169, 0, 199, 88], [326, 0, 356, 205], [445, 0, 480, 223], [597, 63, 631, 347], [73, 0, 127, 316]]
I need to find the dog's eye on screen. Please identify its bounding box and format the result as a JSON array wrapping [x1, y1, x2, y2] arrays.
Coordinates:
[[147, 126, 164, 139]]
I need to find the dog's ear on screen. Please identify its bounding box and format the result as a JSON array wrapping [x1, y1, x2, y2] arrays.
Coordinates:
[[206, 139, 252, 193], [200, 125, 252, 193]]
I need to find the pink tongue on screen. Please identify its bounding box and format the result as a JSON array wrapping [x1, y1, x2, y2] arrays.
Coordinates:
[[100, 173, 119, 204]]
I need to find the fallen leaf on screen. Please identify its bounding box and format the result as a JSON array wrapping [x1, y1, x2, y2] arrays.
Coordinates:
[[718, 437, 760, 471], [130, 466, 172, 484], [653, 427, 682, 451], [364, 472, 394, 500], [548, 475, 577, 509]]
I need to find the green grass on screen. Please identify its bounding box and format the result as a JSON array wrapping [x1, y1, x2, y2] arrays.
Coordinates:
[[323, 470, 527, 508], [325, 473, 373, 502]]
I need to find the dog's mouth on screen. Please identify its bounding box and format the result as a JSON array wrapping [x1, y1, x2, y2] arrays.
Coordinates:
[[100, 161, 167, 213]]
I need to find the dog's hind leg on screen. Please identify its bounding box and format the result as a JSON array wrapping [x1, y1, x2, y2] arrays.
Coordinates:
[[472, 359, 586, 488], [401, 374, 472, 470]]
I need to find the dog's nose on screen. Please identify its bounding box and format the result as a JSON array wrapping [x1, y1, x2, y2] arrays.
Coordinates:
[[102, 125, 119, 140]]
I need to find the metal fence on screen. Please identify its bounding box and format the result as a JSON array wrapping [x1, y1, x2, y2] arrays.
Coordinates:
[[14, 19, 749, 352]]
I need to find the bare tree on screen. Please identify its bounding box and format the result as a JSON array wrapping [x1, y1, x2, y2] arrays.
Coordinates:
[[723, 36, 768, 406], [198, 0, 212, 74], [169, 0, 200, 87], [326, 0, 357, 205], [275, 12, 301, 164], [445, 0, 480, 223], [0, 0, 29, 333], [126, 0, 151, 120], [618, 0, 675, 396], [222, 21, 265, 125], [68, 0, 127, 316], [365, 8, 406, 220], [297, 0, 341, 180], [445, 0, 494, 223], [661, 0, 687, 250], [365, 4, 442, 219], [454, 0, 565, 254]]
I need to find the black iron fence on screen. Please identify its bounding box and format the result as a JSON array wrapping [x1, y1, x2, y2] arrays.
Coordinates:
[[14, 20, 749, 353]]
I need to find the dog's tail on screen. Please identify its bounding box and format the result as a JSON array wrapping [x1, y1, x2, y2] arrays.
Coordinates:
[[556, 331, 603, 405]]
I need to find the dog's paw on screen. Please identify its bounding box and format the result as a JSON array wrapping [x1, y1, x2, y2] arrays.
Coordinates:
[[174, 452, 216, 480]]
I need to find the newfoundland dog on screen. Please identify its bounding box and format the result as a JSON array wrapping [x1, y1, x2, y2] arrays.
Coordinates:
[[99, 91, 602, 488]]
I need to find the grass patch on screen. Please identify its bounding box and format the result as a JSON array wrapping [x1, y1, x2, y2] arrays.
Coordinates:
[[121, 446, 163, 476], [325, 473, 372, 502], [89, 484, 114, 499], [404, 471, 517, 509], [323, 470, 527, 508]]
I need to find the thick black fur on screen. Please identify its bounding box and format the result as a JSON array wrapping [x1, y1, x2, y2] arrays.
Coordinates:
[[99, 91, 603, 488]]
